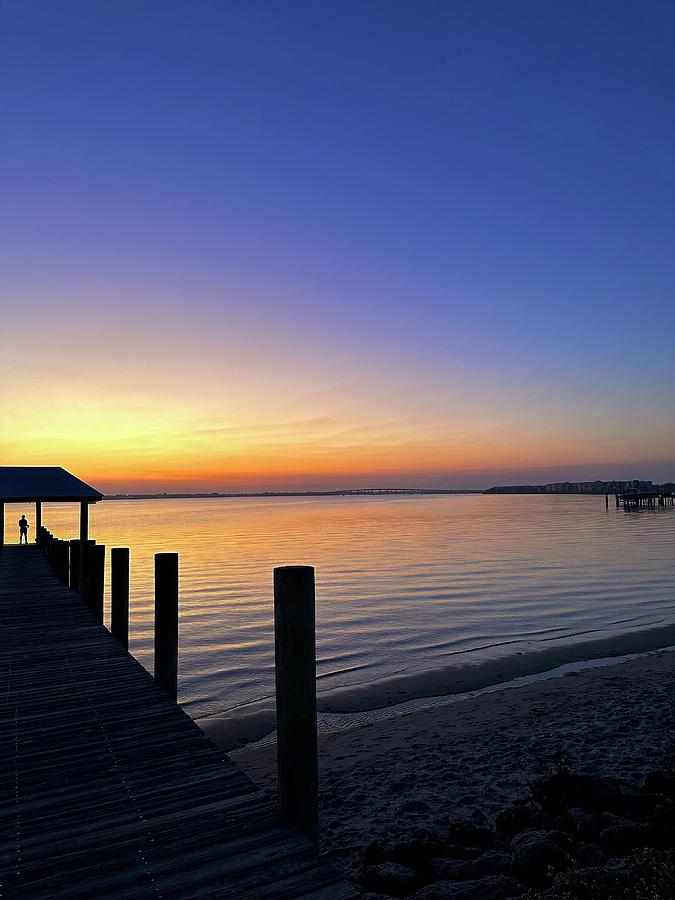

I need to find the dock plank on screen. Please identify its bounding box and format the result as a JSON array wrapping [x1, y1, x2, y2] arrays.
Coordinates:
[[0, 546, 357, 899]]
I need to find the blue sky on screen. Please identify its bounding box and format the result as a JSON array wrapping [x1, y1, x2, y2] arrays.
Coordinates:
[[1, 1, 673, 489]]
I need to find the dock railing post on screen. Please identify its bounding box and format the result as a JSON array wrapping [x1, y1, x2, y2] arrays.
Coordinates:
[[88, 545, 105, 622], [154, 553, 179, 700], [273, 565, 319, 847], [69, 540, 82, 591], [80, 541, 94, 608], [50, 536, 58, 574], [111, 548, 130, 649], [59, 539, 69, 584]]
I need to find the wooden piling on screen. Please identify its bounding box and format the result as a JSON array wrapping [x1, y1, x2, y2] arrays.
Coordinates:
[[53, 538, 64, 579], [273, 565, 319, 847], [154, 553, 179, 700], [58, 539, 69, 584], [80, 500, 89, 541], [79, 541, 93, 608], [111, 548, 130, 649], [88, 544, 105, 622], [69, 540, 82, 591]]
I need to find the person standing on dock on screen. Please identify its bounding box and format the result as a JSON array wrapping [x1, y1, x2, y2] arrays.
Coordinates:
[[18, 514, 29, 544]]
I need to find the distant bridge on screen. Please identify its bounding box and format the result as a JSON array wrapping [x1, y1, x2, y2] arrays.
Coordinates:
[[106, 488, 480, 500]]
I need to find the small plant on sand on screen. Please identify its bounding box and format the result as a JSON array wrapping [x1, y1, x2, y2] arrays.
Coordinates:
[[520, 741, 572, 810]]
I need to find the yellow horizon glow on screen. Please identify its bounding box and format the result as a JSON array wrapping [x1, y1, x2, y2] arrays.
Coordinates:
[[3, 310, 672, 492]]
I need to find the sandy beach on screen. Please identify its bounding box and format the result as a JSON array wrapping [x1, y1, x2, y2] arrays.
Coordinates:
[[224, 650, 675, 881]]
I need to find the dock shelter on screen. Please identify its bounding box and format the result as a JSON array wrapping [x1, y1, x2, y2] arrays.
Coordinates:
[[0, 466, 103, 546]]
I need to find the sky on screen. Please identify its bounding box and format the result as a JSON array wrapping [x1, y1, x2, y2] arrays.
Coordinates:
[[1, 1, 674, 492]]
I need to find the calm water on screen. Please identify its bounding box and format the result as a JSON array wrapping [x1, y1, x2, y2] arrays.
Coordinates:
[[7, 495, 674, 719]]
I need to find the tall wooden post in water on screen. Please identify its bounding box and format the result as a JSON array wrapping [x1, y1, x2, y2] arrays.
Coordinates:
[[79, 541, 95, 607], [273, 565, 319, 847], [111, 548, 130, 649], [69, 540, 82, 591], [88, 545, 105, 622], [154, 553, 179, 700]]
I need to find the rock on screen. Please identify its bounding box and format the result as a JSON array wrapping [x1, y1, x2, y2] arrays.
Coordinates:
[[553, 808, 601, 842], [438, 845, 484, 861], [650, 801, 675, 827], [529, 772, 626, 815], [571, 841, 605, 866], [363, 840, 387, 864], [415, 874, 522, 899], [598, 811, 632, 829], [641, 770, 675, 796], [495, 804, 549, 837], [429, 858, 468, 881], [384, 835, 446, 868], [446, 821, 494, 849], [511, 830, 572, 886], [361, 861, 420, 897], [619, 787, 666, 817], [600, 823, 675, 855], [431, 851, 513, 882], [469, 851, 514, 879]]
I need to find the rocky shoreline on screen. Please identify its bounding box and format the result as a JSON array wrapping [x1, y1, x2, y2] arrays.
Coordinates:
[[231, 650, 675, 898], [354, 766, 675, 898]]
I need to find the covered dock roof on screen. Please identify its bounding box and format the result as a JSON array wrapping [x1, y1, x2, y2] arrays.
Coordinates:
[[1, 468, 102, 545], [0, 467, 102, 503]]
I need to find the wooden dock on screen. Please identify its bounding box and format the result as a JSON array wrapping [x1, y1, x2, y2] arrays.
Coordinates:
[[0, 545, 356, 899], [617, 490, 675, 510]]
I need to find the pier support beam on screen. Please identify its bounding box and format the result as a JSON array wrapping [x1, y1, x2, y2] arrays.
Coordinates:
[[80, 500, 89, 541], [0, 501, 4, 549], [154, 553, 179, 700], [35, 501, 42, 538], [111, 548, 130, 649], [273, 565, 319, 847]]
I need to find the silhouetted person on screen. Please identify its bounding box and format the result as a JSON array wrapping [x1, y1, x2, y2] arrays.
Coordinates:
[[19, 515, 29, 544]]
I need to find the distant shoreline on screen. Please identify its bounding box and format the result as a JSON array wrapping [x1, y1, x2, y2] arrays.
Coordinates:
[[103, 488, 482, 500], [102, 484, 672, 501], [102, 483, 672, 501]]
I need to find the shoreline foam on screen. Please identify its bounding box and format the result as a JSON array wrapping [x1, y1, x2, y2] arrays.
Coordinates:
[[195, 623, 675, 751]]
